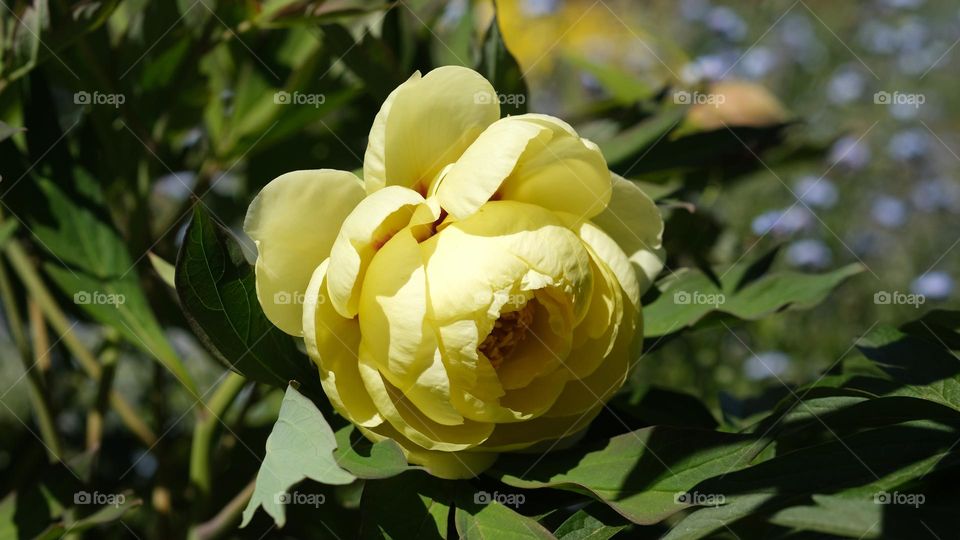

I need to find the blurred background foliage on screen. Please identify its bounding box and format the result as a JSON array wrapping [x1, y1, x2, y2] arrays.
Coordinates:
[[0, 0, 957, 538]]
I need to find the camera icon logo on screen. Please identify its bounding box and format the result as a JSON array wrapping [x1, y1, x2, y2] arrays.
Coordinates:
[[473, 91, 493, 105], [673, 90, 692, 105], [74, 291, 92, 304], [673, 290, 692, 305], [274, 91, 291, 105], [474, 491, 492, 504], [873, 291, 891, 305], [873, 91, 891, 105], [74, 491, 91, 504], [274, 492, 292, 504], [74, 91, 91, 105], [274, 291, 292, 305]]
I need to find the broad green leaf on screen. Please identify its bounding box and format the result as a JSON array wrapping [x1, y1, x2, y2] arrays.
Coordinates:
[[612, 386, 718, 429], [31, 174, 196, 395], [333, 426, 412, 480], [644, 260, 862, 337], [661, 494, 772, 540], [241, 385, 355, 528], [767, 495, 882, 539], [359, 471, 453, 539], [490, 427, 759, 525], [599, 106, 688, 167], [618, 124, 790, 178], [175, 205, 318, 389], [554, 504, 628, 540], [851, 323, 960, 413], [455, 497, 554, 540]]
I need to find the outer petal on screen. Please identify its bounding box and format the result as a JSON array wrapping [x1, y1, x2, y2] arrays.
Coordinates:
[[326, 186, 425, 318], [437, 114, 611, 221], [302, 260, 382, 427], [591, 173, 665, 294], [245, 170, 365, 335], [363, 67, 500, 194], [357, 352, 494, 452]]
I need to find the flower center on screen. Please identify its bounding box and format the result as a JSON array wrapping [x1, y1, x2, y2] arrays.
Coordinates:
[[479, 301, 537, 369]]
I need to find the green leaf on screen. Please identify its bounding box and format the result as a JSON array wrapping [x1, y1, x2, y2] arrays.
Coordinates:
[[175, 205, 318, 389], [598, 106, 688, 167], [0, 219, 18, 248], [475, 11, 529, 116], [643, 258, 862, 337], [360, 471, 453, 539], [840, 321, 960, 414], [334, 426, 412, 480], [0, 120, 24, 142], [767, 495, 882, 539], [490, 427, 759, 525], [554, 504, 628, 539], [660, 494, 772, 540], [241, 385, 356, 528], [455, 494, 554, 540], [565, 55, 657, 105], [36, 494, 142, 540], [31, 174, 196, 395], [147, 252, 176, 289]]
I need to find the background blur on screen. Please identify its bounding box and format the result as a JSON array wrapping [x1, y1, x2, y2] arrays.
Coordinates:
[[0, 0, 958, 537], [490, 0, 959, 407]]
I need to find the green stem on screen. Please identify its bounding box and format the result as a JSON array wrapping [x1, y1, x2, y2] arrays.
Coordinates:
[[3, 238, 158, 445], [189, 372, 248, 506], [0, 257, 62, 460], [86, 339, 119, 451], [187, 477, 256, 540]]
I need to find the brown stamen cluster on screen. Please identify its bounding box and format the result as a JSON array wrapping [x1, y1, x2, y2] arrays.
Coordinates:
[[479, 302, 536, 369]]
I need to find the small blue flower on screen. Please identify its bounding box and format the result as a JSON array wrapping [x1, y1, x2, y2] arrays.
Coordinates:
[[751, 207, 813, 236], [795, 175, 839, 208], [827, 67, 865, 104], [871, 195, 908, 228], [911, 178, 960, 212], [911, 271, 954, 300], [744, 351, 791, 381], [707, 6, 747, 41], [828, 135, 871, 170], [887, 129, 930, 161], [786, 239, 833, 269], [739, 46, 778, 79]]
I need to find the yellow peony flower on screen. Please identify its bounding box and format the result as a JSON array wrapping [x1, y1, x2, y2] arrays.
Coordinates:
[[244, 66, 665, 479]]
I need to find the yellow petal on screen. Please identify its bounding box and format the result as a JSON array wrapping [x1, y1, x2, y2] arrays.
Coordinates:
[[357, 227, 465, 426], [363, 67, 500, 194], [437, 114, 611, 221], [357, 351, 493, 451], [327, 186, 425, 318], [302, 260, 382, 427], [423, 201, 593, 326], [591, 173, 665, 295], [245, 169, 365, 335], [545, 330, 632, 417], [562, 243, 624, 380]]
